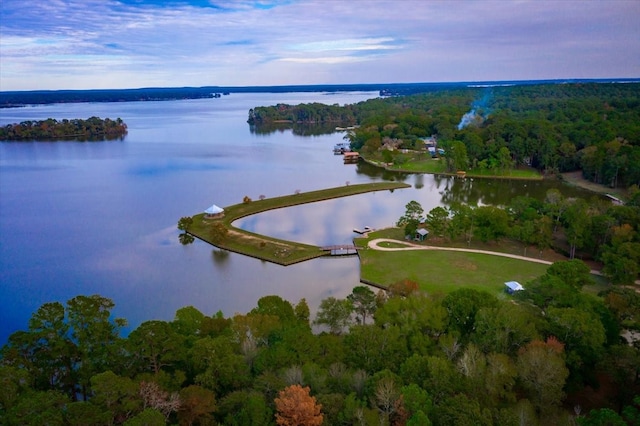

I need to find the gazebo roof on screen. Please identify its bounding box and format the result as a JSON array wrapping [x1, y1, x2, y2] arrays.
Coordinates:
[[204, 204, 224, 214]]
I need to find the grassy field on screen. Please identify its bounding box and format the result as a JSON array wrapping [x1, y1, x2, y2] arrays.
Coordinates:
[[361, 152, 542, 179], [186, 182, 410, 265], [357, 244, 551, 296]]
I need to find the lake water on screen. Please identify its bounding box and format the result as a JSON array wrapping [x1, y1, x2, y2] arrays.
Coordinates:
[[0, 92, 596, 343]]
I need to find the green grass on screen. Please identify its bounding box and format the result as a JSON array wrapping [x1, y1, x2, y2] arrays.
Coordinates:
[[360, 152, 542, 179], [465, 167, 543, 179], [186, 182, 411, 265], [358, 247, 550, 295]]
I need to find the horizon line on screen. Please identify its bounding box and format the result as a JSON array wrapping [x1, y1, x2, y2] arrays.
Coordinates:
[[2, 78, 639, 94]]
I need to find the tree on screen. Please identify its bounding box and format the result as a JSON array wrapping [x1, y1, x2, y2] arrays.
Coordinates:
[[425, 206, 449, 239], [546, 259, 594, 289], [347, 286, 377, 325], [397, 200, 424, 237], [178, 385, 217, 426], [516, 338, 569, 411], [274, 384, 323, 426], [446, 140, 469, 172], [313, 297, 353, 335], [177, 217, 193, 231], [496, 146, 513, 173], [473, 205, 509, 242], [90, 371, 140, 425], [563, 198, 590, 259], [127, 320, 184, 375], [209, 222, 228, 242], [66, 295, 126, 400], [448, 202, 475, 243]]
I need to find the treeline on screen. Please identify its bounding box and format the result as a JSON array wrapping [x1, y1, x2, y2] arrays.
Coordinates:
[[0, 117, 128, 141], [248, 103, 360, 126], [1, 277, 639, 425], [401, 189, 640, 286], [352, 83, 640, 189], [249, 83, 640, 188]]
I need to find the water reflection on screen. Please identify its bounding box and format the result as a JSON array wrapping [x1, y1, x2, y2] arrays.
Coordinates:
[[211, 249, 230, 267]]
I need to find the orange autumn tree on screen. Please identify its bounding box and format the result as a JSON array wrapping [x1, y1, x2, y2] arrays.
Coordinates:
[[274, 384, 323, 426]]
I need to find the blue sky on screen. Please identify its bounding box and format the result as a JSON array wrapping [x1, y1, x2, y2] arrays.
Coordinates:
[[1, 0, 639, 90]]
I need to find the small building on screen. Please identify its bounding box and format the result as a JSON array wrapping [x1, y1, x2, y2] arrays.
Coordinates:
[[343, 151, 360, 163], [204, 204, 224, 219], [415, 228, 429, 241], [504, 281, 524, 294]]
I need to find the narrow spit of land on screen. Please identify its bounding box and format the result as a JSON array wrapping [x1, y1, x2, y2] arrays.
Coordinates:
[[185, 182, 411, 265]]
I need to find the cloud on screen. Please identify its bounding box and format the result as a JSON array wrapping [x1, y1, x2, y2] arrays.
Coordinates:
[[1, 0, 638, 90]]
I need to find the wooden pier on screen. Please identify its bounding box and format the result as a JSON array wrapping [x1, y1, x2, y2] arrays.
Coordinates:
[[321, 245, 360, 256]]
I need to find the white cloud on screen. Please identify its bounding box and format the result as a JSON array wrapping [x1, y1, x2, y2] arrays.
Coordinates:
[[1, 0, 638, 90]]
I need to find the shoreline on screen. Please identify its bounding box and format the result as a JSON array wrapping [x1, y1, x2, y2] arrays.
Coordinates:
[[559, 171, 628, 201]]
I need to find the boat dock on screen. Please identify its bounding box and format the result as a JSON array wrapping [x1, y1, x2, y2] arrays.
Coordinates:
[[321, 245, 360, 256], [353, 226, 373, 234]]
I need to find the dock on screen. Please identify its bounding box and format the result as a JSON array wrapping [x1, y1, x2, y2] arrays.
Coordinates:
[[321, 245, 360, 256], [343, 152, 360, 163], [353, 226, 373, 234]]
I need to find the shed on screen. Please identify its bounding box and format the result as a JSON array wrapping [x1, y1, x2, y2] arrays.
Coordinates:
[[204, 204, 224, 219], [415, 228, 429, 241], [504, 281, 524, 294]]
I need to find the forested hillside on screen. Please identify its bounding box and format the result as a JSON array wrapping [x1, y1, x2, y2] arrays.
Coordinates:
[[249, 83, 640, 189], [1, 280, 638, 425]]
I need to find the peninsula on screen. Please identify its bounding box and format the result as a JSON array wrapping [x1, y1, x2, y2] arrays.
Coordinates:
[[183, 182, 410, 265]]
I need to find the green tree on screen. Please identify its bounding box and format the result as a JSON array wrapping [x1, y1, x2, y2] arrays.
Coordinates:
[[177, 216, 193, 231], [90, 371, 141, 425], [126, 320, 185, 375], [546, 259, 594, 289], [447, 140, 469, 172], [473, 205, 509, 242], [425, 206, 449, 239], [347, 286, 377, 325], [66, 295, 126, 400], [313, 297, 353, 335], [397, 200, 424, 237]]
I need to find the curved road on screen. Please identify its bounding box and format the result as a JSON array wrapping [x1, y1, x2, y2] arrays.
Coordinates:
[[367, 238, 553, 264], [366, 238, 640, 287]]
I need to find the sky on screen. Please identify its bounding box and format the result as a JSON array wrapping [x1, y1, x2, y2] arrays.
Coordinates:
[[1, 0, 639, 91]]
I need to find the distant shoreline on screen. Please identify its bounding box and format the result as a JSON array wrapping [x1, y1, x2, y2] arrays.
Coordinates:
[[2, 79, 638, 108]]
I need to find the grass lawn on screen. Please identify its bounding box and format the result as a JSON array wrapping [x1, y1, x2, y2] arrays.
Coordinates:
[[466, 167, 543, 179], [358, 247, 550, 296], [360, 152, 542, 179]]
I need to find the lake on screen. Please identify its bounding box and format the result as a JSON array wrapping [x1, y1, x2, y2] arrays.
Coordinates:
[[0, 92, 596, 343]]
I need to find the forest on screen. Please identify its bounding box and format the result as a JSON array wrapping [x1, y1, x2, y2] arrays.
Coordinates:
[[0, 117, 128, 141], [248, 83, 640, 190], [1, 276, 639, 425]]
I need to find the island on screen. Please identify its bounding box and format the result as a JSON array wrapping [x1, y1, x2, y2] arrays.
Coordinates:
[[0, 117, 128, 141]]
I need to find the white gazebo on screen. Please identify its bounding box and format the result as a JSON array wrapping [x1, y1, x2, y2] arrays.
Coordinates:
[[204, 204, 224, 219]]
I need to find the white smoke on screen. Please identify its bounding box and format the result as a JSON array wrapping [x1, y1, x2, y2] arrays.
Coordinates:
[[457, 109, 479, 130]]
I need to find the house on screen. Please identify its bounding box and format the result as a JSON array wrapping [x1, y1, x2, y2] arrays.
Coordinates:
[[504, 281, 524, 294], [415, 228, 429, 241]]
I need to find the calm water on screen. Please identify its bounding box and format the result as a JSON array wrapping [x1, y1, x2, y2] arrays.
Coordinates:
[[0, 92, 596, 343]]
